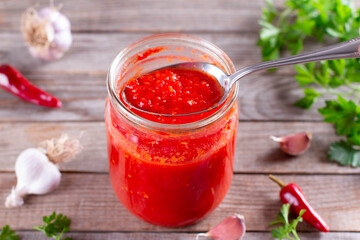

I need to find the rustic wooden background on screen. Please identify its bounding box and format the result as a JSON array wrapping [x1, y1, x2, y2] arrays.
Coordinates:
[[1, 0, 360, 239]]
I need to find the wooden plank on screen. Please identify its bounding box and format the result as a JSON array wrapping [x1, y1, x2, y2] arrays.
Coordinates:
[[1, 121, 356, 174], [0, 32, 264, 73], [0, 122, 107, 172], [0, 71, 325, 122], [0, 72, 107, 122], [0, 32, 337, 122], [11, 231, 360, 240], [0, 0, 279, 33], [2, 0, 359, 33], [0, 32, 326, 74], [0, 173, 359, 231]]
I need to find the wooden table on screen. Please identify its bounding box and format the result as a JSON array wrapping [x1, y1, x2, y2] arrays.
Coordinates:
[[1, 0, 360, 239]]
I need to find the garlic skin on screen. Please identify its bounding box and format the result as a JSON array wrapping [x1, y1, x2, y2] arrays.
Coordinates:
[[5, 148, 61, 208], [197, 214, 246, 240], [21, 6, 72, 61], [271, 132, 312, 156]]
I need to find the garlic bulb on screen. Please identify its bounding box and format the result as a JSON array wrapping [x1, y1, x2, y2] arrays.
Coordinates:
[[5, 134, 82, 208], [21, 5, 72, 61]]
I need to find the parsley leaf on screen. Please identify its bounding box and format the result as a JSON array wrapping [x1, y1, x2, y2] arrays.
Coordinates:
[[328, 140, 360, 167], [270, 204, 305, 240], [295, 88, 322, 109], [0, 225, 19, 240], [294, 63, 316, 87], [33, 212, 72, 240], [319, 96, 360, 140]]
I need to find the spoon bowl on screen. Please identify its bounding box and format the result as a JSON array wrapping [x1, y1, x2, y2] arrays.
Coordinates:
[[122, 37, 360, 117]]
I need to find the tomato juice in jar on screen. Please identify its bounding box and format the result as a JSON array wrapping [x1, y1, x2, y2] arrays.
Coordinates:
[[105, 34, 239, 227]]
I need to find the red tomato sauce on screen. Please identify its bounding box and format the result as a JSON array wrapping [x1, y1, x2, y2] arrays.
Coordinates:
[[106, 64, 238, 227], [124, 67, 223, 117]]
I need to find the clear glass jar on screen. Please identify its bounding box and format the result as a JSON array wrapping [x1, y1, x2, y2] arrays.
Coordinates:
[[105, 33, 239, 227]]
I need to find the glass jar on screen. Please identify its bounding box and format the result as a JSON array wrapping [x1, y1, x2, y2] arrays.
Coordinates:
[[105, 33, 239, 227]]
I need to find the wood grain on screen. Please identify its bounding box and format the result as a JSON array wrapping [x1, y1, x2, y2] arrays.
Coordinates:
[[0, 32, 328, 74], [0, 173, 359, 232], [1, 0, 360, 237], [12, 231, 360, 240], [0, 70, 326, 122], [0, 32, 340, 122], [0, 72, 107, 122], [1, 121, 356, 174], [0, 66, 328, 123], [0, 0, 278, 33], [2, 0, 359, 33], [0, 32, 263, 73]]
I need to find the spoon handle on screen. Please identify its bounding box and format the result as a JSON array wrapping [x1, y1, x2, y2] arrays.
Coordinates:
[[230, 37, 360, 84]]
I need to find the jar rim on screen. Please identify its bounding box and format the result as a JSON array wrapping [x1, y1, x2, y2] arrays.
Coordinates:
[[107, 33, 239, 132]]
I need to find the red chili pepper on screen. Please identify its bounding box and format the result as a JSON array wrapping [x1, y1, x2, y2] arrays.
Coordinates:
[[0, 64, 62, 108], [269, 175, 329, 232]]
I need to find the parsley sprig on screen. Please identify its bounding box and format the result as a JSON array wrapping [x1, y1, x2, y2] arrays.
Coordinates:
[[258, 0, 360, 166], [0, 225, 19, 240], [270, 204, 305, 240], [33, 212, 72, 240], [1, 212, 73, 240]]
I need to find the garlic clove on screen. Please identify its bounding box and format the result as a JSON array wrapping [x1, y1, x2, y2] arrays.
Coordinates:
[[45, 22, 55, 43], [38, 7, 71, 33], [270, 132, 312, 156], [52, 12, 71, 33], [5, 135, 82, 208], [197, 214, 246, 240], [5, 148, 61, 208], [15, 148, 61, 195], [53, 30, 72, 51], [29, 46, 63, 61], [38, 7, 59, 21]]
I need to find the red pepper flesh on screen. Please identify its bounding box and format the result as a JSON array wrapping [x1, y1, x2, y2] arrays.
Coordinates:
[[270, 175, 330, 232], [0, 64, 62, 108]]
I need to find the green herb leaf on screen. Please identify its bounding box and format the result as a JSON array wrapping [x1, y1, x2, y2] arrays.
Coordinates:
[[295, 88, 322, 109], [294, 64, 315, 87], [318, 96, 360, 136], [263, 0, 277, 22], [328, 140, 360, 167], [0, 225, 19, 240], [270, 204, 305, 240], [33, 212, 72, 240]]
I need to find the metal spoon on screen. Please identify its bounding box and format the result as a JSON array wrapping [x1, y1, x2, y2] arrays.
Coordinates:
[[122, 37, 360, 117]]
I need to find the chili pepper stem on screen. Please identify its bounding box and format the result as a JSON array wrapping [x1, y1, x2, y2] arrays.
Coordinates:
[[269, 175, 285, 188]]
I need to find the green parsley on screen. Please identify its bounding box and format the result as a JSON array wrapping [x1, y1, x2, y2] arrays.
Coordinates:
[[295, 88, 322, 110], [328, 140, 360, 166], [258, 0, 360, 166], [270, 204, 305, 240], [33, 212, 72, 240], [1, 212, 72, 240], [0, 225, 19, 240]]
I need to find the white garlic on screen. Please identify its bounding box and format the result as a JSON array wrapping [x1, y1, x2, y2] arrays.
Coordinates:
[[21, 5, 72, 61], [5, 134, 82, 208], [6, 148, 61, 208]]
